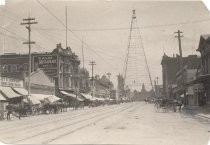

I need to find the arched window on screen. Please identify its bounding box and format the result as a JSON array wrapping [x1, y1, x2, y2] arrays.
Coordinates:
[[23, 63, 29, 71], [8, 65, 11, 72], [11, 64, 18, 72], [3, 65, 8, 73]]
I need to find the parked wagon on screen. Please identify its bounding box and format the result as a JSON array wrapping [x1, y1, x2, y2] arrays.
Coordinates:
[[154, 98, 177, 112]]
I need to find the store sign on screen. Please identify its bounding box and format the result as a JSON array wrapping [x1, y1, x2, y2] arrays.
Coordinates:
[[34, 55, 57, 69], [33, 55, 57, 77], [0, 77, 23, 87]]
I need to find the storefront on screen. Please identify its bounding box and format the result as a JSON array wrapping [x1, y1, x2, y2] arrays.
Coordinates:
[[0, 93, 7, 120]]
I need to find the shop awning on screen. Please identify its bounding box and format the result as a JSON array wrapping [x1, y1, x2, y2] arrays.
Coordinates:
[[80, 93, 97, 101], [30, 94, 50, 101], [187, 74, 210, 85], [61, 91, 84, 101], [28, 95, 41, 105], [0, 93, 6, 101], [12, 87, 28, 96], [0, 86, 22, 99], [77, 96, 85, 101], [61, 91, 77, 98], [45, 95, 61, 103], [95, 97, 105, 101]]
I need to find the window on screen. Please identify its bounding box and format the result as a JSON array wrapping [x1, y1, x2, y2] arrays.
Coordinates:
[[11, 64, 18, 72], [8, 65, 11, 72], [23, 63, 28, 71]]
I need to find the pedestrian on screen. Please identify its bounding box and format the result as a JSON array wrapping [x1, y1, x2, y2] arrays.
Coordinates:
[[7, 110, 11, 120]]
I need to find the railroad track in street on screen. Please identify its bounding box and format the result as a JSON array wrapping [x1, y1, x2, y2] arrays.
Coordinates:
[[43, 104, 141, 144], [0, 105, 115, 133], [0, 105, 113, 131], [12, 103, 139, 144]]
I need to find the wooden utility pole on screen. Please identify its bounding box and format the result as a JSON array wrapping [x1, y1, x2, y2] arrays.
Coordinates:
[[82, 37, 84, 69], [107, 72, 111, 100], [21, 16, 38, 96], [174, 30, 185, 99], [65, 6, 68, 49], [174, 30, 183, 70], [89, 61, 96, 98], [156, 77, 159, 85]]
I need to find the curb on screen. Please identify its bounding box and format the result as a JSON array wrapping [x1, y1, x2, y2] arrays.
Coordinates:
[[196, 114, 210, 120]]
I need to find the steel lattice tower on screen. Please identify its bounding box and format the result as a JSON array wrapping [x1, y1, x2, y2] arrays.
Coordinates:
[[123, 10, 154, 91]]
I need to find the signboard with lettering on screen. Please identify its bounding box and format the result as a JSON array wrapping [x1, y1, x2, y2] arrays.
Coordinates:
[[33, 55, 58, 77], [0, 77, 23, 87]]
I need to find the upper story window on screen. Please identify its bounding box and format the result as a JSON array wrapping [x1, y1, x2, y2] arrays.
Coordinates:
[[11, 64, 18, 72], [23, 63, 29, 71], [3, 65, 8, 73]]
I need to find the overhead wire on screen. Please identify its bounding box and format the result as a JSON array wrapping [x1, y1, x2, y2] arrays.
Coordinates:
[[36, 0, 125, 68]]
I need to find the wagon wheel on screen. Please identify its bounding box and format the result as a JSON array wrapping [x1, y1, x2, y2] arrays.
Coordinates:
[[154, 102, 160, 112]]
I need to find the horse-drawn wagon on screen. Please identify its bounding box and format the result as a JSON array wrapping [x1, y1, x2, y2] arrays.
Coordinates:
[[154, 98, 182, 112]]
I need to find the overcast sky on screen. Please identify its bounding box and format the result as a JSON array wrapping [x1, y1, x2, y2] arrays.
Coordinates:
[[0, 0, 210, 90]]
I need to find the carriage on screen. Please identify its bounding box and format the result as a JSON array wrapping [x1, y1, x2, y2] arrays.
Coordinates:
[[154, 98, 182, 112]]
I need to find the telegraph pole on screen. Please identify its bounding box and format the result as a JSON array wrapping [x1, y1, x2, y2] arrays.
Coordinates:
[[174, 30, 185, 99], [82, 37, 84, 69], [65, 6, 68, 49], [174, 30, 183, 70], [89, 61, 96, 98], [21, 16, 38, 96], [156, 77, 159, 85], [107, 72, 111, 100]]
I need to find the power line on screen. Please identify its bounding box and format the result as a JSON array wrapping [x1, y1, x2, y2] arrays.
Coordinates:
[[36, 0, 121, 67], [32, 17, 210, 32]]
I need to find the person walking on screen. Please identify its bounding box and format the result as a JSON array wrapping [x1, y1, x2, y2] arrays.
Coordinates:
[[6, 110, 11, 120]]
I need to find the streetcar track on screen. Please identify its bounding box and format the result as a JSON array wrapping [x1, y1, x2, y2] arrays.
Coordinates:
[[0, 105, 116, 133], [0, 105, 111, 131], [12, 104, 134, 143], [44, 103, 141, 144]]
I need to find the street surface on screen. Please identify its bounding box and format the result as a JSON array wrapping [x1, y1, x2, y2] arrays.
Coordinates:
[[0, 102, 209, 145]]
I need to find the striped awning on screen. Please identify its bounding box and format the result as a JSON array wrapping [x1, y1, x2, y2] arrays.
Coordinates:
[[0, 93, 6, 101], [12, 87, 28, 96], [61, 91, 77, 98], [0, 86, 22, 99], [61, 91, 84, 101], [80, 93, 97, 101]]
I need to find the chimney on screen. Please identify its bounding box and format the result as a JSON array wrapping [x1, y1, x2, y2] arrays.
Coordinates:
[[56, 43, 62, 49]]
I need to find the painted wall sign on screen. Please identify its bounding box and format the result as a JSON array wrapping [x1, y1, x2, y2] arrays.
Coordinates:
[[0, 77, 23, 87]]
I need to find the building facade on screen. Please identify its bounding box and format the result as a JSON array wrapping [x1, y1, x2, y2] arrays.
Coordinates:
[[161, 53, 200, 98], [194, 34, 210, 106], [0, 43, 80, 96], [117, 74, 124, 100]]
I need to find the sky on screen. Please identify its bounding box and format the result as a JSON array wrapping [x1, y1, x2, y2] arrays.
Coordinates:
[[0, 0, 210, 90]]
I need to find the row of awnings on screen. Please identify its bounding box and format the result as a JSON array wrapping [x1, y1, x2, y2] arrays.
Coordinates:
[[0, 86, 61, 105], [0, 86, 114, 102], [80, 93, 114, 101], [27, 94, 61, 105], [0, 86, 27, 100], [60, 91, 84, 101]]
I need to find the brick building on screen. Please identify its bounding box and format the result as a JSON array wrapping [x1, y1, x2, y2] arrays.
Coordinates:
[[191, 34, 210, 106], [161, 53, 200, 98], [0, 43, 80, 96]]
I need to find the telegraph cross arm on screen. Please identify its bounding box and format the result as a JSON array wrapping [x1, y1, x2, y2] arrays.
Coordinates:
[[23, 41, 36, 44]]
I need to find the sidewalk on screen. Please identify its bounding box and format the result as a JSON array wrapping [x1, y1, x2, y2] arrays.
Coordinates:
[[181, 106, 210, 120], [196, 113, 210, 120]]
